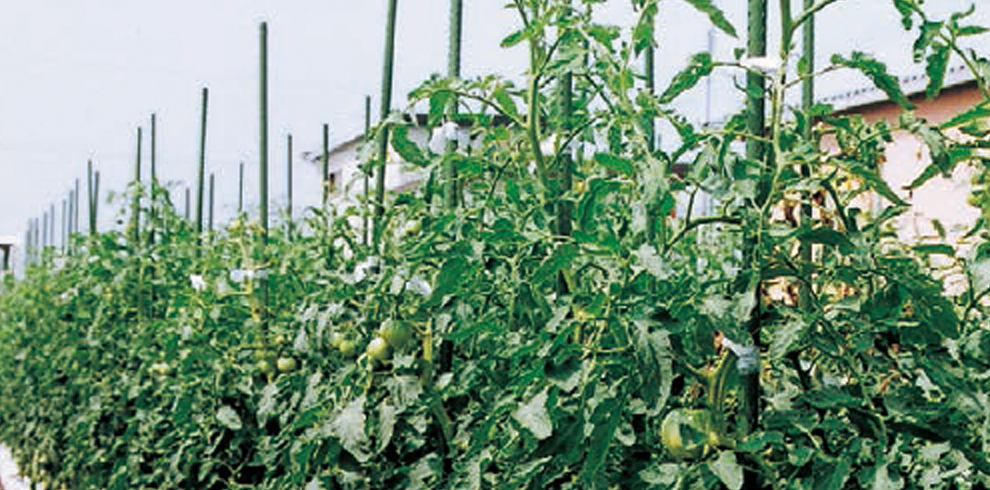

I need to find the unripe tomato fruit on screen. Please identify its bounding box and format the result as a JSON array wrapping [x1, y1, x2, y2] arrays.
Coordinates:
[[330, 332, 345, 349], [660, 408, 712, 460], [380, 320, 414, 350], [338, 339, 359, 358], [150, 361, 171, 376], [276, 356, 297, 372], [366, 337, 390, 361], [256, 359, 274, 374]]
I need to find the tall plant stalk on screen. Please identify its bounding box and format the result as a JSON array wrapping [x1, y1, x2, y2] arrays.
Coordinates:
[[363, 96, 372, 246], [322, 123, 330, 207]]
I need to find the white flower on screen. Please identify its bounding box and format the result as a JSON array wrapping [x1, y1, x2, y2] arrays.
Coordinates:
[[189, 274, 206, 291], [741, 56, 782, 76]]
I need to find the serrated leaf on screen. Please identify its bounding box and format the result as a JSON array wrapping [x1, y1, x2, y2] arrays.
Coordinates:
[[839, 161, 908, 206], [939, 101, 990, 130], [893, 0, 915, 29], [257, 383, 279, 423], [579, 396, 624, 485], [330, 396, 370, 462], [533, 243, 577, 285], [925, 43, 950, 99], [831, 52, 914, 110], [912, 244, 954, 256], [492, 85, 519, 121], [501, 29, 525, 48], [710, 451, 744, 490], [392, 125, 429, 167], [216, 405, 243, 431], [798, 227, 855, 254], [659, 52, 713, 104], [593, 153, 635, 176], [681, 0, 737, 38], [513, 389, 552, 440]]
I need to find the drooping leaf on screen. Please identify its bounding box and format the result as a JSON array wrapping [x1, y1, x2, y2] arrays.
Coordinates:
[[593, 153, 635, 177], [579, 396, 624, 485], [391, 124, 430, 167], [216, 405, 243, 431], [513, 389, 553, 440], [798, 228, 855, 254], [831, 52, 914, 109], [659, 52, 714, 104], [709, 451, 744, 490], [892, 0, 916, 30], [939, 101, 990, 130], [680, 0, 737, 38], [925, 43, 950, 99]]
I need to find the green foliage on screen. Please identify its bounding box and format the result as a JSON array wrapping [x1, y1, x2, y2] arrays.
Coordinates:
[[3, 1, 990, 489]]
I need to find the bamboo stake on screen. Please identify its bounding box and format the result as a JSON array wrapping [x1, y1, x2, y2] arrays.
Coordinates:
[[149, 113, 158, 246], [374, 0, 399, 249]]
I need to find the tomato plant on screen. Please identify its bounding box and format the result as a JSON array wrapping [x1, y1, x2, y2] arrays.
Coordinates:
[[2, 0, 990, 489]]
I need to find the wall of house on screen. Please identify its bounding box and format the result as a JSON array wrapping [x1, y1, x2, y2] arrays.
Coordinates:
[[834, 84, 983, 244]]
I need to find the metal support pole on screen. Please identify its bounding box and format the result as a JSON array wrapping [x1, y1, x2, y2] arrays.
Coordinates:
[[259, 22, 270, 241], [209, 173, 215, 233], [286, 135, 294, 237], [239, 161, 245, 213], [132, 126, 142, 245]]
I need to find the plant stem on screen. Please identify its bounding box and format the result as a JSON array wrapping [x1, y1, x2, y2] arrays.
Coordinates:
[[363, 96, 372, 247]]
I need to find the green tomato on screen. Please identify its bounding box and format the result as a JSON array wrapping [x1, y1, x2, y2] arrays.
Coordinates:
[[338, 339, 359, 358], [366, 337, 390, 361], [660, 409, 712, 460], [330, 331, 345, 349], [256, 359, 274, 374], [150, 361, 171, 376], [276, 356, 297, 373], [380, 320, 414, 350]]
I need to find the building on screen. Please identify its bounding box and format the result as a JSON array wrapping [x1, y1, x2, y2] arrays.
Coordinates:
[[821, 65, 983, 244], [0, 235, 16, 275]]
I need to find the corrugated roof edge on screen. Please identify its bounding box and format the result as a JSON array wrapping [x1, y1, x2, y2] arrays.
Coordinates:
[[820, 64, 975, 112]]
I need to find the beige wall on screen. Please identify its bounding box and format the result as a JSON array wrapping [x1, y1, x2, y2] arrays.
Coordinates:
[[834, 84, 983, 244]]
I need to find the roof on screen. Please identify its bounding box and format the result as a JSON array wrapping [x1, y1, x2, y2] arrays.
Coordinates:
[[0, 236, 17, 246], [820, 65, 976, 112]]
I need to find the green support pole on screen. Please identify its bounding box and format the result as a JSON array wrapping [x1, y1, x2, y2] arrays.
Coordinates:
[[644, 10, 660, 247], [149, 113, 157, 245], [132, 126, 142, 245], [185, 187, 191, 221], [73, 178, 80, 238], [67, 189, 74, 251], [49, 204, 55, 253], [363, 96, 372, 247], [375, 0, 399, 248], [196, 88, 209, 243], [209, 173, 215, 234], [743, 1, 767, 488], [444, 0, 463, 210], [287, 135, 293, 237], [259, 22, 270, 242], [61, 198, 67, 253], [555, 3, 574, 298], [802, 0, 814, 139], [239, 161, 245, 213], [259, 21, 270, 330], [87, 161, 100, 236], [322, 123, 330, 207], [42, 212, 48, 253]]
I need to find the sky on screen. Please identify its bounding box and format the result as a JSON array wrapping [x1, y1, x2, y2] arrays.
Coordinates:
[[1, 0, 988, 257]]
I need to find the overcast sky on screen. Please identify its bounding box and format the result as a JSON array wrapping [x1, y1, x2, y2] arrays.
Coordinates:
[[2, 0, 987, 247]]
